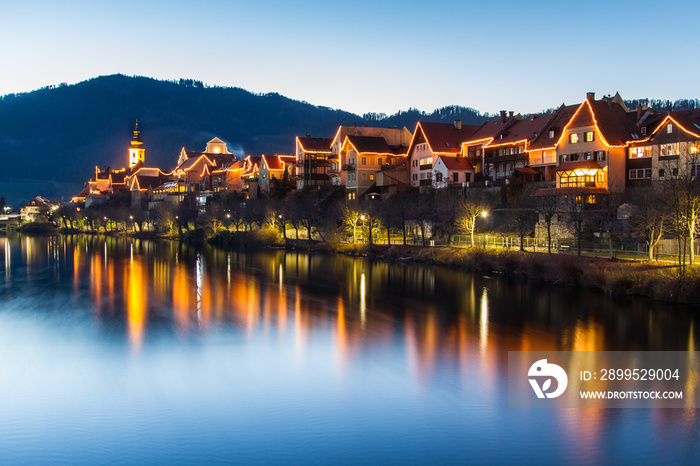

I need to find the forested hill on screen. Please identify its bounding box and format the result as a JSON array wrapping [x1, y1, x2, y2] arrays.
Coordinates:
[[0, 75, 488, 185]]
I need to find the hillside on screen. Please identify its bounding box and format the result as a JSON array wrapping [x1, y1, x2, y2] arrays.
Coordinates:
[[0, 75, 488, 193]]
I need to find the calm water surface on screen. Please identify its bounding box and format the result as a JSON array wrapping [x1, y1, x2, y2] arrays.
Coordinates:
[[0, 234, 699, 464]]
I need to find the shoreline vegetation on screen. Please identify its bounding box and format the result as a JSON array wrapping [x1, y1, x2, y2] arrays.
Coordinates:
[[16, 221, 700, 305]]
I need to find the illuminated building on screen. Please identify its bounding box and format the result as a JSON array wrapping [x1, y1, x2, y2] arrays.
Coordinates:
[[407, 121, 480, 189], [341, 135, 408, 200], [328, 125, 411, 189], [128, 120, 145, 168], [294, 135, 332, 191]]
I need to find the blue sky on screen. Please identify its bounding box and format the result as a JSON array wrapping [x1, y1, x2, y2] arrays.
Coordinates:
[[1, 0, 698, 115]]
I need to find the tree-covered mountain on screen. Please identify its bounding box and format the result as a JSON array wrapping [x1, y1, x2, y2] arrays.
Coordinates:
[[0, 75, 489, 187]]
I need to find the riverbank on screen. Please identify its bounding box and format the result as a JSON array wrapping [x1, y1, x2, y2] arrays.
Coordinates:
[[325, 243, 700, 304], [40, 226, 700, 305]]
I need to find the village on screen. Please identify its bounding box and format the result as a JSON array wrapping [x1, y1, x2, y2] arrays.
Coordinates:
[[12, 91, 700, 263]]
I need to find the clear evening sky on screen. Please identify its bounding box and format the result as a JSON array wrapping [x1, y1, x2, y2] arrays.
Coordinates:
[[1, 0, 697, 116]]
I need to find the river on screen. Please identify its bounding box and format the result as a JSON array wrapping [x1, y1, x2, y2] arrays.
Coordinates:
[[0, 234, 698, 464]]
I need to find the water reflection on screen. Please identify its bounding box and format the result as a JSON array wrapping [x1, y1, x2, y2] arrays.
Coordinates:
[[0, 234, 698, 463]]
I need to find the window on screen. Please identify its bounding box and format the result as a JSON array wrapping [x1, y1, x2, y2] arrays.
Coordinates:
[[629, 146, 651, 158], [585, 152, 593, 160], [672, 168, 678, 176], [370, 157, 375, 165], [453, 172, 459, 183], [667, 123, 673, 134], [629, 168, 651, 179], [361, 173, 367, 181], [549, 130, 555, 138], [413, 174, 418, 181], [595, 151, 606, 162], [559, 154, 569, 163], [361, 157, 366, 165], [435, 172, 443, 183], [378, 158, 382, 165], [691, 142, 700, 154], [641, 126, 647, 135], [660, 143, 680, 157], [570, 154, 580, 161], [369, 174, 374, 181], [584, 131, 595, 142], [659, 169, 665, 177], [691, 164, 700, 178], [569, 133, 579, 144]]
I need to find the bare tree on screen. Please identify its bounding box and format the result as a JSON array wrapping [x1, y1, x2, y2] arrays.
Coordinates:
[[628, 186, 665, 261], [534, 193, 558, 253], [457, 188, 494, 247]]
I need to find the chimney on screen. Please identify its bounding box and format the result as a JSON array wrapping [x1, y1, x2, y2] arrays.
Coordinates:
[[500, 110, 507, 123], [454, 120, 462, 130], [305, 134, 310, 138], [586, 92, 595, 101], [637, 106, 643, 122], [508, 111, 514, 118]]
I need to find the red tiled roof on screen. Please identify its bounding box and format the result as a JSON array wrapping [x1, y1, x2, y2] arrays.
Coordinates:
[[528, 104, 579, 150], [486, 114, 551, 146], [415, 122, 480, 154], [346, 135, 394, 154], [555, 160, 603, 171], [464, 117, 516, 144], [588, 99, 643, 146], [262, 154, 285, 171], [437, 155, 473, 171], [297, 136, 332, 152]]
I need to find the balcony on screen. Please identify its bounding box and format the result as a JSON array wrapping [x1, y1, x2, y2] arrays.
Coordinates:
[[419, 163, 432, 170], [328, 169, 341, 177], [342, 163, 356, 171], [529, 154, 557, 166]]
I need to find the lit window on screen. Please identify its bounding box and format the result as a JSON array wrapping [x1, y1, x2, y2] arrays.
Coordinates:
[[660, 143, 680, 157], [369, 174, 374, 181], [584, 131, 595, 142], [629, 146, 651, 158], [596, 151, 606, 161], [569, 133, 579, 144], [667, 123, 673, 134], [362, 157, 366, 165], [585, 152, 592, 160]]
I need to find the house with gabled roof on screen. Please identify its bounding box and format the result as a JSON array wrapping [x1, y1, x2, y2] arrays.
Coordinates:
[[259, 154, 295, 194], [407, 121, 480, 188], [341, 135, 406, 199], [432, 155, 474, 189], [211, 160, 245, 193], [458, 110, 552, 185], [328, 125, 412, 188], [528, 93, 642, 198], [627, 108, 700, 186], [294, 135, 332, 191]]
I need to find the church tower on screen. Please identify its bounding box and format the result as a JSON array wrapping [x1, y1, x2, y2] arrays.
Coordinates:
[[128, 120, 145, 168]]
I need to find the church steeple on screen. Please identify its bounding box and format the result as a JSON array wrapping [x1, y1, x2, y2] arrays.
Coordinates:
[[128, 120, 145, 168]]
